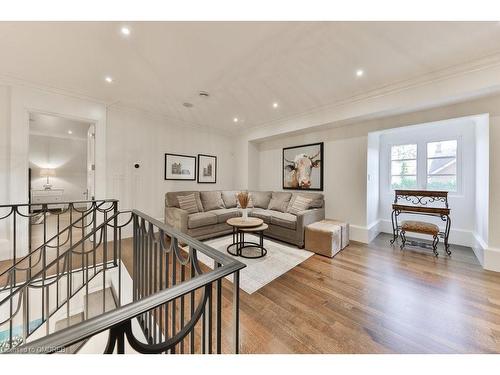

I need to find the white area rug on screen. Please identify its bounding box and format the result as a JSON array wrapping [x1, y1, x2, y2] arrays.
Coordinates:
[[195, 234, 314, 294]]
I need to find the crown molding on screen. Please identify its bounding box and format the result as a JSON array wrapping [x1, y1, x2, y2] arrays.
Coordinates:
[[0, 73, 109, 106], [243, 51, 500, 136]]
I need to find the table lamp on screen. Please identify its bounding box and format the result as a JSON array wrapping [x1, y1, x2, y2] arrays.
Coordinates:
[[40, 168, 56, 190]]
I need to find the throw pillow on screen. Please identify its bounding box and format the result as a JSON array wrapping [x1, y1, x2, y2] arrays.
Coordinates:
[[249, 191, 272, 208], [221, 191, 238, 208], [177, 194, 199, 214], [287, 196, 312, 215], [267, 198, 290, 213], [200, 191, 225, 211]]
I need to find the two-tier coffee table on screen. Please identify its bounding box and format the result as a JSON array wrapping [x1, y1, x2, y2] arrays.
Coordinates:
[[226, 217, 268, 258]]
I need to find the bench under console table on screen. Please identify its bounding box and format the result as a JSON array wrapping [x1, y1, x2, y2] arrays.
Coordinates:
[[390, 190, 451, 257]]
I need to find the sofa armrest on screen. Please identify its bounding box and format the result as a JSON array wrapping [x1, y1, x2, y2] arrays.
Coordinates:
[[165, 207, 189, 233], [296, 208, 325, 246]]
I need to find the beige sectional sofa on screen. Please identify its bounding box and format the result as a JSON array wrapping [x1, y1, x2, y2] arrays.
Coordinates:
[[165, 190, 325, 247]]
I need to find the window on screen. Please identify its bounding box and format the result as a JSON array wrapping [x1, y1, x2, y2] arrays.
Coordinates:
[[427, 140, 457, 192], [390, 144, 417, 189]]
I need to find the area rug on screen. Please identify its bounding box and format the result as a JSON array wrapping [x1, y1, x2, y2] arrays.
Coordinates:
[[194, 234, 314, 294]]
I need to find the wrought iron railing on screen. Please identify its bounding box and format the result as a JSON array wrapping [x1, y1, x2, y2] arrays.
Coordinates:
[[0, 200, 119, 351], [0, 202, 245, 354]]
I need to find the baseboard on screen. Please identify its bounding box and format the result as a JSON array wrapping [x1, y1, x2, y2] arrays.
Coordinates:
[[484, 247, 500, 272], [472, 232, 487, 266]]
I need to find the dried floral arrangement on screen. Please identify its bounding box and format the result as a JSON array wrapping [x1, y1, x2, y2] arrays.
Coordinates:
[[237, 191, 250, 209]]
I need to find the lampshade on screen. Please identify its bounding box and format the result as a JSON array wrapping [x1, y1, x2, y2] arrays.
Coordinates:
[[39, 168, 56, 177]]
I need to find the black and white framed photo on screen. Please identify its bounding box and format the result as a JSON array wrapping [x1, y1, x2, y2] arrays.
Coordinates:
[[197, 154, 217, 184], [164, 153, 196, 181], [282, 142, 323, 191]]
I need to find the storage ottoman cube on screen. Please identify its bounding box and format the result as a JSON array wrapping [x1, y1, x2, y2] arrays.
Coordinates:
[[305, 219, 349, 257]]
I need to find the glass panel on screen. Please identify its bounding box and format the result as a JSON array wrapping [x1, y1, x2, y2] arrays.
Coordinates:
[[427, 140, 457, 158], [391, 160, 417, 176], [427, 175, 457, 191], [427, 157, 456, 175], [391, 144, 417, 160], [391, 175, 417, 190]]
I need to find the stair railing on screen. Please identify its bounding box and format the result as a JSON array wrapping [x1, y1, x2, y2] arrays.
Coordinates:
[[0, 200, 119, 351], [1, 206, 245, 354]]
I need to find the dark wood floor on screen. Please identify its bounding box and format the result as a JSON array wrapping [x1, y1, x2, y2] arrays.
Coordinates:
[[220, 234, 500, 353]]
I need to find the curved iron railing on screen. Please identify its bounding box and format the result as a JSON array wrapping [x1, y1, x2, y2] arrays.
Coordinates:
[[0, 204, 245, 354], [0, 200, 120, 352]]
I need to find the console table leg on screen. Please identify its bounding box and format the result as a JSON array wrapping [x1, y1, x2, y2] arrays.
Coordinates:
[[432, 235, 439, 257], [390, 210, 399, 244]]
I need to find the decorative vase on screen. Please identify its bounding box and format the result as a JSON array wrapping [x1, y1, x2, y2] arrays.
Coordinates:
[[242, 208, 248, 220]]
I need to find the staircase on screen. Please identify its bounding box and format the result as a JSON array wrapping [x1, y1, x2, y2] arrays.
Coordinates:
[[0, 201, 245, 354]]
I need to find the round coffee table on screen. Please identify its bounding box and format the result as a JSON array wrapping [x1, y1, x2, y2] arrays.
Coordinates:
[[226, 217, 268, 259]]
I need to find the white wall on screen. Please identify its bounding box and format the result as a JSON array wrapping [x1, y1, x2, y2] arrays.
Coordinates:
[[474, 116, 490, 264], [256, 131, 368, 241], [238, 93, 500, 271], [377, 117, 477, 247], [106, 105, 236, 219], [0, 83, 107, 259], [366, 132, 380, 242], [0, 86, 10, 254], [29, 134, 88, 202]]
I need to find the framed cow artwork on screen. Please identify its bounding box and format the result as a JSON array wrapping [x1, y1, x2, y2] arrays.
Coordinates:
[[282, 142, 323, 191]]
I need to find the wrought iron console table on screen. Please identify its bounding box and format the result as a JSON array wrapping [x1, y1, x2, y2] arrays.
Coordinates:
[[390, 190, 451, 256]]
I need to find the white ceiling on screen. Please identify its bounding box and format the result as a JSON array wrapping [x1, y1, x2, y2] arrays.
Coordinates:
[[29, 112, 91, 139], [2, 21, 500, 131]]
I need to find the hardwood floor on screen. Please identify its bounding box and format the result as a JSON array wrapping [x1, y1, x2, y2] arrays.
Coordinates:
[[2, 226, 499, 353], [120, 233, 500, 354]]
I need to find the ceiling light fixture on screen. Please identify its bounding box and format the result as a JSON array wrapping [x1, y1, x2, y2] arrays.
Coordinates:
[[183, 102, 194, 108], [67, 130, 73, 135], [105, 76, 113, 83], [199, 91, 210, 98], [272, 102, 279, 108], [233, 117, 239, 123], [121, 26, 131, 36], [356, 69, 364, 77]]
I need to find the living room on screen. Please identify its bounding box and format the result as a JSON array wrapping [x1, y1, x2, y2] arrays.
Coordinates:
[[1, 0, 500, 372]]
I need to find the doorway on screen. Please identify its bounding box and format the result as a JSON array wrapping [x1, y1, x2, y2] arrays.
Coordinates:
[[28, 112, 95, 247]]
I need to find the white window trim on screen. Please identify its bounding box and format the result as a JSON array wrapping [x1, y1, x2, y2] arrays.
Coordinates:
[[389, 143, 418, 190], [388, 137, 462, 196], [425, 136, 462, 196]]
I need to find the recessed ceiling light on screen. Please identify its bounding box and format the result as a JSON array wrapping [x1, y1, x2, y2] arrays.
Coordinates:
[[199, 91, 210, 98], [183, 102, 194, 108], [233, 117, 239, 123], [67, 130, 73, 135], [105, 76, 113, 83], [356, 69, 364, 77], [121, 27, 131, 36], [272, 102, 279, 108]]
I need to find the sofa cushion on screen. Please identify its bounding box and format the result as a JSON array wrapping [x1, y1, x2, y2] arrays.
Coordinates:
[[249, 208, 273, 223], [200, 191, 225, 211], [288, 192, 324, 210], [210, 208, 241, 224], [270, 211, 297, 230], [249, 191, 272, 209], [166, 191, 204, 212], [177, 193, 199, 214], [287, 195, 312, 215], [268, 192, 292, 213], [221, 191, 239, 208], [188, 212, 217, 229]]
